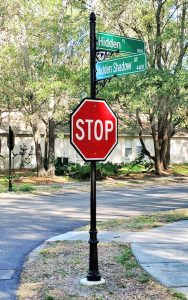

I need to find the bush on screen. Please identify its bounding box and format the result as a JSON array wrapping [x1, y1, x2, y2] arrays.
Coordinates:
[[12, 184, 34, 192], [54, 161, 120, 180], [67, 163, 90, 180], [19, 184, 34, 192], [119, 153, 154, 176], [54, 159, 154, 180], [96, 162, 120, 179], [54, 158, 69, 176]]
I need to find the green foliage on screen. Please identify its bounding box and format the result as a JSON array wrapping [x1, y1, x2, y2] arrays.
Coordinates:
[[45, 295, 54, 300], [97, 0, 188, 173], [94, 209, 188, 233], [39, 249, 51, 257], [128, 153, 154, 174], [171, 164, 188, 176], [54, 158, 68, 176], [137, 273, 150, 284], [116, 246, 133, 266], [67, 163, 90, 180], [171, 291, 187, 300], [116, 245, 142, 279], [0, 0, 187, 176], [55, 160, 188, 179], [13, 184, 34, 192], [96, 162, 120, 179], [119, 158, 153, 176], [54, 162, 120, 180]]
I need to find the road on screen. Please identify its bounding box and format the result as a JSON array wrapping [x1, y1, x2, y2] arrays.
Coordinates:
[[0, 183, 188, 300]]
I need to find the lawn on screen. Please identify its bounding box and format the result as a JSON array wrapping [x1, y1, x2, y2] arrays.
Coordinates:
[[171, 164, 188, 176], [0, 163, 187, 193], [75, 208, 188, 232], [18, 209, 188, 300]]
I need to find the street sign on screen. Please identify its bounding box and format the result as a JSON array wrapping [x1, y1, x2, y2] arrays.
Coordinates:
[[70, 98, 118, 161], [96, 53, 147, 80], [96, 32, 145, 54]]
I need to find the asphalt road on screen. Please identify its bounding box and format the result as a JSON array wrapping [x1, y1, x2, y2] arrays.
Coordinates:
[[0, 183, 188, 300]]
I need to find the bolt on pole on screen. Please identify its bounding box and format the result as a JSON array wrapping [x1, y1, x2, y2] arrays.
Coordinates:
[[87, 12, 101, 282]]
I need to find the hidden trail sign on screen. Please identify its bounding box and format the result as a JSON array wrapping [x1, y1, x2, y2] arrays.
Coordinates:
[[96, 32, 145, 54], [70, 99, 118, 161], [96, 53, 147, 80]]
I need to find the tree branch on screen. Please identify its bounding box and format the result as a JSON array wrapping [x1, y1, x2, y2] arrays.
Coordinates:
[[161, 3, 187, 33], [139, 130, 156, 161], [119, 21, 144, 39], [175, 1, 188, 71], [155, 0, 163, 69], [136, 108, 156, 161]]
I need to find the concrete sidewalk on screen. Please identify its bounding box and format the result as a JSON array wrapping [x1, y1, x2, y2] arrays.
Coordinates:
[[47, 220, 188, 299]]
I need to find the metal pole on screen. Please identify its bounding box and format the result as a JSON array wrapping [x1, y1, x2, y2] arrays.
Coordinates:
[[87, 12, 101, 282], [90, 12, 96, 99], [8, 126, 12, 192]]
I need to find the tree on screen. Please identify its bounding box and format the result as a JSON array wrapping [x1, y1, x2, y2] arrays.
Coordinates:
[[0, 0, 89, 176], [97, 0, 188, 174]]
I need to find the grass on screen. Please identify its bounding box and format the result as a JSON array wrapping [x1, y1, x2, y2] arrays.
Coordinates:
[[18, 241, 179, 300], [171, 164, 188, 176], [98, 209, 188, 231], [45, 295, 54, 300], [15, 195, 188, 300], [0, 163, 187, 194], [119, 163, 188, 177], [76, 209, 188, 232], [116, 245, 138, 271], [171, 290, 187, 300], [116, 245, 149, 284], [11, 184, 35, 192], [119, 164, 147, 175]]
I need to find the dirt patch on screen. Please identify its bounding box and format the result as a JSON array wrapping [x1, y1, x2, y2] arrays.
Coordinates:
[[18, 241, 178, 300], [14, 176, 64, 185]]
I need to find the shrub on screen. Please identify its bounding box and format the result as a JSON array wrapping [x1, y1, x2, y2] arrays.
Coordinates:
[[54, 161, 120, 180], [68, 163, 90, 180], [54, 159, 153, 180], [12, 184, 34, 192], [19, 184, 34, 192], [96, 162, 120, 179], [54, 158, 69, 176]]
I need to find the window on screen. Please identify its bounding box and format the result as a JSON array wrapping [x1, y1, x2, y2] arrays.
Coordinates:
[[137, 145, 142, 154], [125, 147, 132, 158], [63, 157, 69, 165]]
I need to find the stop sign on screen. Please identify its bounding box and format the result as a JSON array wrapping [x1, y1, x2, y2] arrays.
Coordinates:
[[70, 98, 118, 161]]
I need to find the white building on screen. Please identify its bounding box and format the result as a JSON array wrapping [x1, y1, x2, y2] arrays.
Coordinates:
[[0, 111, 188, 169]]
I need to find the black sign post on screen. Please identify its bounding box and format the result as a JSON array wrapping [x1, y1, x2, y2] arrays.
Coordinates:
[[7, 126, 14, 192], [86, 12, 102, 283]]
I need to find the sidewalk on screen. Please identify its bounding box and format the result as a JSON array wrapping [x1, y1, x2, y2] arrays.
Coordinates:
[[47, 220, 188, 299]]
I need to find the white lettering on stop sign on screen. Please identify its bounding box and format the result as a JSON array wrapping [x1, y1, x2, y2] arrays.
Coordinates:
[[76, 119, 113, 141]]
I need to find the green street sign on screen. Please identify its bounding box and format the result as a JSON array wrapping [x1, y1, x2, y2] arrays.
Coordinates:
[[96, 32, 145, 54], [96, 53, 147, 80]]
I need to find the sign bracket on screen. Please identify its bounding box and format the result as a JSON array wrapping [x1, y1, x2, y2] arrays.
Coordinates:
[[96, 77, 114, 95]]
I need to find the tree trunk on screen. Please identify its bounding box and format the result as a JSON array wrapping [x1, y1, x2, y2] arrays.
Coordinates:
[[159, 124, 168, 169], [44, 127, 48, 171], [163, 137, 171, 170], [150, 112, 163, 175], [46, 118, 55, 176], [163, 121, 176, 170], [32, 123, 47, 177]]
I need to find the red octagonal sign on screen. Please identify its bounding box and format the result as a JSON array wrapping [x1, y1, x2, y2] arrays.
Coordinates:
[[70, 98, 118, 161]]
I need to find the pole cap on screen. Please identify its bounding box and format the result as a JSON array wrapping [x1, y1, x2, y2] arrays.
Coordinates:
[[90, 12, 96, 22]]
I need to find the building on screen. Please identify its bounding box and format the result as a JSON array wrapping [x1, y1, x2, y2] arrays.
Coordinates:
[[0, 111, 188, 170]]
